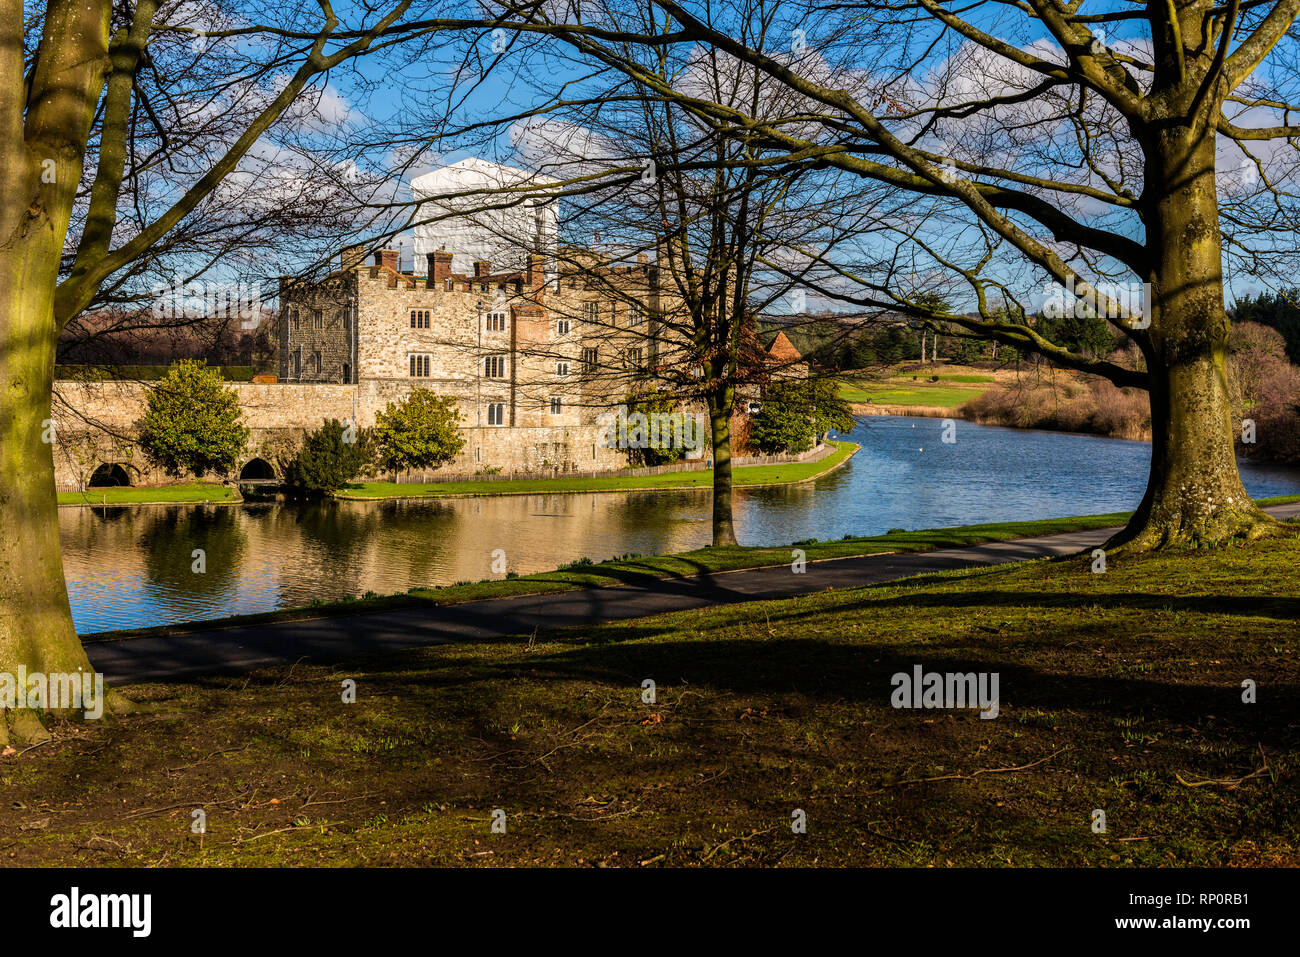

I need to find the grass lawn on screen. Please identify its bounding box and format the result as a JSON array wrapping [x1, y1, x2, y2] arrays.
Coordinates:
[[12, 532, 1298, 865], [337, 438, 858, 500], [57, 483, 241, 507], [839, 367, 997, 409]]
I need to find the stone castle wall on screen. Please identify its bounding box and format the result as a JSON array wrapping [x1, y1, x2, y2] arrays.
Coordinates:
[[280, 250, 675, 431], [50, 249, 789, 492], [50, 379, 624, 491]]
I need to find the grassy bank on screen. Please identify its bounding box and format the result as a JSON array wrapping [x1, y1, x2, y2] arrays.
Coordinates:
[[58, 483, 241, 507], [55, 440, 856, 510], [82, 508, 1136, 642], [838, 365, 997, 410], [337, 438, 858, 500], [83, 495, 1300, 643], [12, 533, 1299, 865]]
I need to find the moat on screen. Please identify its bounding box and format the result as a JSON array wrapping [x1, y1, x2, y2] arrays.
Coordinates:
[[63, 415, 1300, 634]]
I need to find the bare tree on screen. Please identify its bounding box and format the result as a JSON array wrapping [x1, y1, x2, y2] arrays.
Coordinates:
[[488, 0, 1300, 551], [416, 20, 877, 544]]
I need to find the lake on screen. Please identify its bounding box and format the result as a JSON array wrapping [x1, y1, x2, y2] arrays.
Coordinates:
[[62, 415, 1300, 634]]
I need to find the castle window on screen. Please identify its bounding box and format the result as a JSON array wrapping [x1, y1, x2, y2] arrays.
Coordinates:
[[609, 302, 618, 324], [311, 351, 322, 374], [581, 347, 598, 372], [484, 355, 506, 379], [409, 354, 431, 377], [582, 301, 599, 323], [627, 347, 643, 370], [292, 348, 301, 378], [555, 361, 570, 377], [313, 308, 323, 329], [629, 301, 643, 327], [487, 402, 506, 426], [549, 397, 563, 415], [410, 309, 430, 329], [486, 309, 508, 332], [289, 304, 300, 330], [556, 317, 572, 335]]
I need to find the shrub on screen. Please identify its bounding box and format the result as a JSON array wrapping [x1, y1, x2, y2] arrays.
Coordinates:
[[288, 419, 374, 495], [139, 360, 248, 476], [373, 389, 466, 477], [750, 379, 855, 454], [623, 390, 690, 467], [1252, 362, 1300, 463], [1230, 321, 1288, 359], [1087, 379, 1150, 439], [960, 375, 1149, 440]]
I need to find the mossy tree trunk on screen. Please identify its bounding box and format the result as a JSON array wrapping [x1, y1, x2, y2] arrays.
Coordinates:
[[0, 0, 111, 742], [0, 255, 96, 687], [1111, 116, 1273, 549]]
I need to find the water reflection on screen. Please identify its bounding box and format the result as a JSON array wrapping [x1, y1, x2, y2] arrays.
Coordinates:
[[62, 416, 1300, 634]]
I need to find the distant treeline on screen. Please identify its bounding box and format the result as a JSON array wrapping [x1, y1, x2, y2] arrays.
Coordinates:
[[1232, 288, 1300, 364], [765, 290, 1300, 374], [57, 308, 278, 373], [762, 311, 1116, 372]]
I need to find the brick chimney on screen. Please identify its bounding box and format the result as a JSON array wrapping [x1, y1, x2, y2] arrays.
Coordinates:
[[376, 249, 398, 272], [526, 253, 547, 299], [473, 260, 491, 278], [426, 251, 453, 289], [341, 244, 367, 270]]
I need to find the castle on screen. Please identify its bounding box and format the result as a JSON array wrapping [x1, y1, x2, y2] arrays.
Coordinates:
[[50, 241, 691, 490], [276, 241, 676, 473], [50, 159, 806, 491]]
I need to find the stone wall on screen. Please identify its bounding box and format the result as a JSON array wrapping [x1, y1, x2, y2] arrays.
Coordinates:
[[279, 249, 679, 434], [49, 379, 623, 490], [278, 273, 356, 383]]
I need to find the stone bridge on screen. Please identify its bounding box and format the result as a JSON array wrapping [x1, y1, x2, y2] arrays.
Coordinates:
[[50, 379, 617, 492]]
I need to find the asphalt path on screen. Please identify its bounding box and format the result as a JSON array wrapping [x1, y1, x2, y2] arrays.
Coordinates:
[[85, 502, 1300, 683]]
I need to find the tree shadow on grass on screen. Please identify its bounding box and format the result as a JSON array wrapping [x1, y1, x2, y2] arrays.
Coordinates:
[[334, 629, 1300, 750]]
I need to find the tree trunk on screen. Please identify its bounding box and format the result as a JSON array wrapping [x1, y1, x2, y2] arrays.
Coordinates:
[[0, 254, 99, 743], [707, 389, 738, 547], [1109, 126, 1273, 549]]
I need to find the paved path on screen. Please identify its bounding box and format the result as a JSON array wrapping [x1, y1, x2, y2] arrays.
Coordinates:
[[85, 503, 1300, 683]]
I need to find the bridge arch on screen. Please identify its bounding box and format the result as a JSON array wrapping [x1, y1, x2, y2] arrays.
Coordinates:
[[239, 457, 277, 481], [87, 462, 133, 488]]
